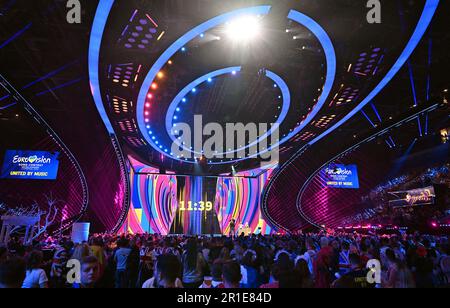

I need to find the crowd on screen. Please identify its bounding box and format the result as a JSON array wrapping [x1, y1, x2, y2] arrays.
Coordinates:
[[0, 231, 449, 288]]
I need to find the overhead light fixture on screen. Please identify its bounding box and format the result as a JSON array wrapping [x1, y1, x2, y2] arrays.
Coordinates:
[[226, 15, 262, 42]]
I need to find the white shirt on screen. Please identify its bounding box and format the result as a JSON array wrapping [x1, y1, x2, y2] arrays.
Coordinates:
[[22, 269, 48, 288]]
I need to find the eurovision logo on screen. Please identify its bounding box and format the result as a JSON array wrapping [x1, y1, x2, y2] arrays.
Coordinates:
[[325, 167, 353, 176], [12, 155, 52, 164], [1, 150, 60, 180]]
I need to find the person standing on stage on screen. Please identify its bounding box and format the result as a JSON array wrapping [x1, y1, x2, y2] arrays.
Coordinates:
[[229, 219, 236, 238]]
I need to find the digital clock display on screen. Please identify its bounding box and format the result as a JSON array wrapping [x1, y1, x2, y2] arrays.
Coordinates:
[[179, 201, 213, 211]]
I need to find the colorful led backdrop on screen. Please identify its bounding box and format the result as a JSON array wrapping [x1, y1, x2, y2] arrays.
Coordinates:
[[121, 157, 276, 235]]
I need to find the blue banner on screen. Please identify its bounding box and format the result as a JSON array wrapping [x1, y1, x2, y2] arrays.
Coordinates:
[[1, 150, 60, 180], [323, 164, 359, 189]]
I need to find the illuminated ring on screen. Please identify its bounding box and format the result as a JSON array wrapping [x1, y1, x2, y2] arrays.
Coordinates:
[[165, 67, 291, 157], [137, 6, 272, 163], [137, 7, 336, 164]]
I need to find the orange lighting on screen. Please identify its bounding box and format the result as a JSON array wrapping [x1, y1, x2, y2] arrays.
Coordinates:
[[157, 71, 164, 79], [151, 83, 158, 90], [168, 60, 173, 65]]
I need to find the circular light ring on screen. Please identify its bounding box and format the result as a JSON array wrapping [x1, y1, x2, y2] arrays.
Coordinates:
[[164, 67, 291, 157], [137, 6, 337, 164], [137, 6, 272, 163]]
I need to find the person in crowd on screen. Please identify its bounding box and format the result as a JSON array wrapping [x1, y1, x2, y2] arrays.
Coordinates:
[[200, 260, 224, 288], [332, 253, 372, 288], [413, 246, 434, 288], [230, 240, 244, 262], [382, 248, 415, 288], [302, 238, 317, 276], [230, 219, 236, 238], [201, 240, 211, 263], [222, 261, 242, 288], [240, 250, 260, 288], [22, 250, 48, 288], [0, 246, 8, 262], [71, 243, 90, 263], [0, 257, 26, 288], [114, 237, 132, 288], [314, 237, 335, 288], [219, 246, 232, 261], [89, 237, 106, 274], [295, 258, 314, 288], [137, 240, 155, 287], [260, 263, 281, 288], [50, 240, 72, 288], [127, 238, 140, 288], [72, 256, 101, 288], [181, 238, 207, 288], [142, 254, 183, 288]]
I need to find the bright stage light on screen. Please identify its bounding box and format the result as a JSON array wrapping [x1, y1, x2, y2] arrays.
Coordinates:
[[226, 16, 261, 42]]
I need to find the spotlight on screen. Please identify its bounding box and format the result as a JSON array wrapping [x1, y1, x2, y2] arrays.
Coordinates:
[[200, 33, 204, 38], [147, 93, 153, 99], [231, 70, 236, 75], [207, 78, 212, 82], [192, 88, 197, 93], [157, 71, 164, 79], [226, 15, 261, 42], [182, 98, 187, 103], [151, 83, 158, 90], [168, 60, 173, 65], [181, 47, 186, 52]]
